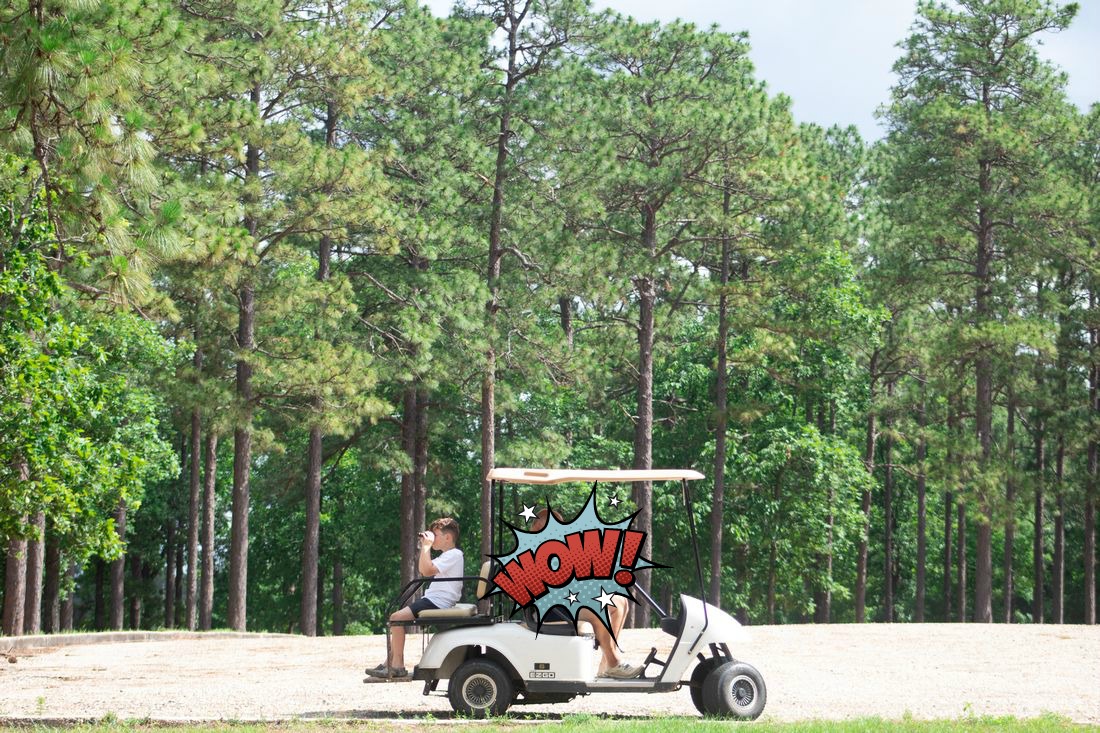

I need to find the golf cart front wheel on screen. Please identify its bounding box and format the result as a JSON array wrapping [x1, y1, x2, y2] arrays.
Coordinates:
[[688, 657, 723, 715], [702, 661, 766, 719], [448, 659, 514, 718]]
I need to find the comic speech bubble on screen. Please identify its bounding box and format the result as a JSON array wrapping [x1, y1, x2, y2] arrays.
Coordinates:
[[488, 487, 663, 635]]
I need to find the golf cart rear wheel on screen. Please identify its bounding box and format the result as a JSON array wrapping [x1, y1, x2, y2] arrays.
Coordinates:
[[689, 657, 723, 715], [448, 659, 514, 718], [702, 661, 766, 720]]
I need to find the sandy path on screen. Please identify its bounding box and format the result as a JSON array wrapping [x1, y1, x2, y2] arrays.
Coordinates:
[[1, 624, 1097, 722]]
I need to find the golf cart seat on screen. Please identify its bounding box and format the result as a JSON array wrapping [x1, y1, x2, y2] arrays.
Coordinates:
[[389, 561, 495, 628], [519, 606, 594, 636], [416, 602, 477, 619]]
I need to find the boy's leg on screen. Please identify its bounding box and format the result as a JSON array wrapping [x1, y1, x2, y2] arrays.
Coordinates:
[[388, 606, 415, 669]]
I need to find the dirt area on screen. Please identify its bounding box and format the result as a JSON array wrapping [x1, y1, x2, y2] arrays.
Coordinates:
[[1, 624, 1097, 723]]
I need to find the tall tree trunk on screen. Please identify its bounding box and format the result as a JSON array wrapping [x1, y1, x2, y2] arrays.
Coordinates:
[[559, 296, 573, 347], [229, 276, 254, 633], [480, 351, 496, 568], [399, 388, 418, 588], [961, 81, 996, 624], [301, 417, 322, 636], [3, 458, 29, 636], [187, 401, 202, 630], [315, 559, 325, 636], [767, 541, 777, 625], [301, 102, 335, 638], [43, 528, 60, 633], [944, 401, 957, 622], [915, 379, 927, 622], [200, 431, 218, 631], [1087, 285, 1098, 625], [767, 469, 783, 624], [972, 135, 994, 624], [631, 262, 656, 629], [482, 36, 520, 571], [228, 81, 261, 633], [944, 489, 953, 622], [23, 511, 46, 634], [1003, 392, 1016, 623], [3, 537, 28, 637], [1052, 278, 1072, 625], [710, 220, 730, 609], [109, 501, 127, 630], [815, 398, 835, 624], [415, 388, 429, 536], [957, 502, 967, 622], [129, 554, 142, 630], [332, 552, 345, 636], [1053, 434, 1065, 624], [174, 545, 184, 627], [884, 380, 895, 623], [61, 563, 74, 631], [736, 541, 750, 624], [165, 518, 176, 629], [856, 351, 878, 623], [1034, 423, 1045, 624], [93, 559, 106, 631]]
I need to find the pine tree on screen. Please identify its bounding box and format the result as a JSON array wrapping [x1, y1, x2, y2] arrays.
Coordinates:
[[882, 0, 1079, 622], [582, 16, 757, 625]]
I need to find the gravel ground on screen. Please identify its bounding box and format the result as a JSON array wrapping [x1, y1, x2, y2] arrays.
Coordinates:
[[1, 624, 1097, 723]]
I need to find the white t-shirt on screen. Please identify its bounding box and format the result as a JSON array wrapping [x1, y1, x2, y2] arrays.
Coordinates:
[[423, 548, 464, 608]]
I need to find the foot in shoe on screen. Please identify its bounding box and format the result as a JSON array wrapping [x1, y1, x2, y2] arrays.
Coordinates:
[[601, 662, 643, 679], [364, 665, 408, 679]]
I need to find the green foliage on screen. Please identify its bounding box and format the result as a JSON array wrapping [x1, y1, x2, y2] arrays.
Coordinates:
[[1, 0, 1096, 634], [1, 157, 177, 563]]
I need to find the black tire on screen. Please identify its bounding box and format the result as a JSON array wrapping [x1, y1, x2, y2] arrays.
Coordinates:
[[702, 661, 766, 720], [448, 659, 514, 718], [688, 657, 723, 715]]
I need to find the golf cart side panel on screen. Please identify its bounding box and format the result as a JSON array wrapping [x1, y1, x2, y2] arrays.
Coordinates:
[[417, 622, 600, 683], [658, 594, 751, 684]]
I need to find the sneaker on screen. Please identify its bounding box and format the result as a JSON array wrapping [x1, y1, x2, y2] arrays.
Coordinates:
[[600, 662, 644, 679], [364, 665, 408, 679]]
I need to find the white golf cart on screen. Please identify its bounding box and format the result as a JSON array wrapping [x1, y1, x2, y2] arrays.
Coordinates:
[[383, 467, 766, 719]]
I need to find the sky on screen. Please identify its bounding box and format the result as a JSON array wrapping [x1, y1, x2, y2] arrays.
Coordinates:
[[421, 0, 1100, 140]]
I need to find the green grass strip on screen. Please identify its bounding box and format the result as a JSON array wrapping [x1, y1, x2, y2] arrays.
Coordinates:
[[1, 713, 1096, 733]]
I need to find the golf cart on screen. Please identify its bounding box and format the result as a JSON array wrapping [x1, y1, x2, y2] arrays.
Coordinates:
[[383, 467, 766, 719]]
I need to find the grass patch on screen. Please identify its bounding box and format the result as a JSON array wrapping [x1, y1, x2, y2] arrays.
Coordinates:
[[555, 715, 1094, 733], [0, 714, 1095, 733]]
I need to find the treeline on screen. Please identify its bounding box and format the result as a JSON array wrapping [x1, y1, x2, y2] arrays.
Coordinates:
[[1, 0, 1096, 636]]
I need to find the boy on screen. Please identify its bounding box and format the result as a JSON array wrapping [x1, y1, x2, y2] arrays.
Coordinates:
[[365, 517, 463, 679]]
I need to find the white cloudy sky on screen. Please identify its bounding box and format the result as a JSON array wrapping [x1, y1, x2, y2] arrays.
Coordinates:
[[420, 0, 1100, 140]]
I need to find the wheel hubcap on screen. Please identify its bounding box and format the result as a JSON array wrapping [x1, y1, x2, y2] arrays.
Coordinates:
[[730, 674, 756, 708], [463, 673, 497, 709]]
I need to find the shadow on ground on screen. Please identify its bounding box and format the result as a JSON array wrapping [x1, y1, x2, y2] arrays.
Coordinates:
[[301, 710, 655, 721]]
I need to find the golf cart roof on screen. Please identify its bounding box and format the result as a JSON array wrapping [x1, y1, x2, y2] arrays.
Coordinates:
[[486, 467, 705, 484]]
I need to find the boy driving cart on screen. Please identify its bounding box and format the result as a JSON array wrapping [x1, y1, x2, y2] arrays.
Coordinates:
[[365, 517, 463, 680]]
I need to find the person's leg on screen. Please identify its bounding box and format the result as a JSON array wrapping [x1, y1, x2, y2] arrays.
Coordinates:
[[610, 595, 628, 637], [581, 599, 643, 678], [588, 597, 631, 673], [578, 608, 623, 671], [388, 606, 414, 669]]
